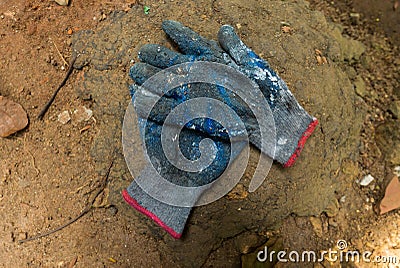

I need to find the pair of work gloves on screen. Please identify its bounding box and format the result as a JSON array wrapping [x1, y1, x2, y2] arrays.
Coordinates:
[[122, 20, 318, 239]]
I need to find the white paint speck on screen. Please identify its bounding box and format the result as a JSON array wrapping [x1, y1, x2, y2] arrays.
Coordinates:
[[359, 174, 375, 186], [277, 137, 287, 145]]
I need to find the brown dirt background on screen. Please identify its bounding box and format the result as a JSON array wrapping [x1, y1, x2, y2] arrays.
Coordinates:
[[0, 0, 399, 267]]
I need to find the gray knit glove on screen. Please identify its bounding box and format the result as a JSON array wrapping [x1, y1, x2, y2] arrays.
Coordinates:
[[137, 20, 318, 166], [123, 21, 318, 239]]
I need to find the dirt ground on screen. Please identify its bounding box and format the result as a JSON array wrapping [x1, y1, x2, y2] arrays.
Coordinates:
[[0, 0, 399, 267]]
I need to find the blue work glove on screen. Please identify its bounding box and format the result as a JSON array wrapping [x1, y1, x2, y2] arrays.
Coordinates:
[[123, 78, 250, 238], [123, 21, 318, 239], [135, 20, 318, 166]]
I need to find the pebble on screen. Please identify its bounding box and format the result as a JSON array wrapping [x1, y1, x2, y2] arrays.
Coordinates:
[[18, 232, 27, 241], [58, 110, 71, 124], [350, 13, 360, 25], [394, 166, 400, 177], [0, 96, 29, 137], [359, 174, 375, 186]]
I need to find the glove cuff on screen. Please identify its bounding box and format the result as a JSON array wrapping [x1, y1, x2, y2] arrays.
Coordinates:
[[122, 181, 191, 239], [283, 118, 318, 167]]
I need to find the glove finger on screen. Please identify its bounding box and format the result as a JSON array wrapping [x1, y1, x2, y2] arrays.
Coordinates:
[[138, 44, 195, 69], [162, 20, 223, 59], [218, 25, 268, 69], [129, 62, 161, 85]]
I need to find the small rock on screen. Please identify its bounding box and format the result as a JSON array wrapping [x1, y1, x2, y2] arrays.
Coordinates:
[[281, 25, 292, 33], [55, 0, 69, 6], [395, 166, 400, 177], [340, 195, 346, 203], [349, 13, 360, 25], [18, 232, 27, 241], [73, 106, 93, 122], [359, 174, 375, 186], [389, 100, 400, 119], [354, 76, 367, 97], [58, 110, 71, 124], [0, 96, 29, 137]]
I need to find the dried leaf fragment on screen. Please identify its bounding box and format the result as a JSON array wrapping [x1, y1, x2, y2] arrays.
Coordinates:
[[379, 176, 400, 214], [79, 125, 91, 134], [0, 96, 28, 137]]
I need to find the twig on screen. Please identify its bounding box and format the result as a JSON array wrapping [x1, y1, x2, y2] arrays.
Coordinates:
[[18, 160, 114, 244], [52, 39, 69, 67], [37, 55, 77, 120]]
